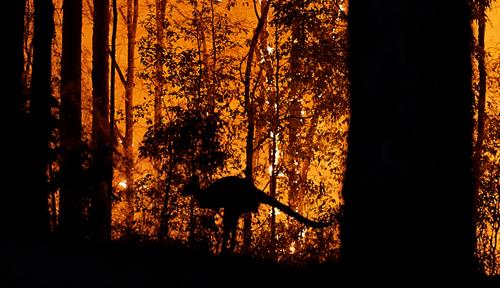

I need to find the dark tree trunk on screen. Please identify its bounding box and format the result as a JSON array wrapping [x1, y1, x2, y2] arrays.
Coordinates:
[[155, 0, 169, 241], [242, 1, 271, 254], [7, 0, 27, 241], [209, 0, 217, 110], [473, 2, 487, 204], [13, 0, 25, 122], [90, 0, 112, 242], [342, 1, 476, 285], [111, 0, 117, 144], [286, 21, 305, 213], [59, 0, 83, 241], [29, 0, 54, 240]]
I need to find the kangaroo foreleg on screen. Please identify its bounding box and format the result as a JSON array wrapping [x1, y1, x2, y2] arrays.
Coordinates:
[[221, 225, 230, 255], [229, 223, 237, 252]]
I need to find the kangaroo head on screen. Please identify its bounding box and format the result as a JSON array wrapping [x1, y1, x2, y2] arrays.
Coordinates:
[[181, 175, 200, 196]]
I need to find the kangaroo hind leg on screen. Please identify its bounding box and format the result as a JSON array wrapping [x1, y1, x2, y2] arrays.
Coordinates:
[[221, 208, 239, 255], [229, 218, 238, 252]]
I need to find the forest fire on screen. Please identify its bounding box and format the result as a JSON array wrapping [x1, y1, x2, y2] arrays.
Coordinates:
[[118, 180, 128, 189], [9, 0, 500, 286]]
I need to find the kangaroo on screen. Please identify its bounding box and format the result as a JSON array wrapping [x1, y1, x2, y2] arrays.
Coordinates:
[[181, 176, 332, 254]]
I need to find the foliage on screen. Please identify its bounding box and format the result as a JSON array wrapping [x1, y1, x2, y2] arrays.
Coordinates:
[[474, 46, 500, 276], [129, 0, 243, 250], [140, 109, 228, 176], [128, 0, 350, 263], [476, 116, 500, 275], [470, 0, 499, 274]]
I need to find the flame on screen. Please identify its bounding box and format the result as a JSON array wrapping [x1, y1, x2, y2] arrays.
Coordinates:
[[118, 180, 127, 189], [269, 207, 281, 216], [289, 241, 296, 254]]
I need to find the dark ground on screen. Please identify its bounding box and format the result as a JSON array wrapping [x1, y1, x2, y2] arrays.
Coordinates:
[[7, 241, 500, 288], [8, 241, 341, 288]]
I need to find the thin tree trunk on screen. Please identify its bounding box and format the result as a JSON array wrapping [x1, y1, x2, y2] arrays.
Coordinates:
[[124, 0, 139, 226], [154, 0, 166, 128], [196, 0, 209, 99], [23, 1, 34, 98], [472, 1, 491, 274], [209, 0, 217, 109], [22, 0, 32, 97], [59, 0, 83, 241], [158, 156, 173, 241], [257, 0, 277, 253], [30, 0, 54, 240], [155, 0, 170, 241], [473, 2, 487, 207], [242, 0, 271, 254], [90, 0, 112, 242], [269, 9, 280, 255], [111, 0, 117, 149]]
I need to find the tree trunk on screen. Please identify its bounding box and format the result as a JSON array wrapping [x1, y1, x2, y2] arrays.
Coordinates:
[[258, 0, 277, 254], [154, 0, 166, 128], [59, 0, 83, 241], [158, 155, 173, 241], [342, 1, 475, 285], [209, 0, 217, 110], [29, 0, 54, 240], [7, 0, 27, 241], [473, 1, 487, 208], [90, 0, 112, 242], [269, 9, 281, 255], [155, 0, 169, 241], [195, 0, 209, 103], [242, 1, 271, 254], [111, 0, 117, 145], [124, 0, 139, 225]]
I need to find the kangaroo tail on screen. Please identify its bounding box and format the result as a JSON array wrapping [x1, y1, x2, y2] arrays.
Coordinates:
[[258, 191, 332, 228]]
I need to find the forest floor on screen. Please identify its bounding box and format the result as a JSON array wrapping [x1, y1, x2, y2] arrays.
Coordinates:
[[9, 240, 340, 288], [9, 240, 500, 288]]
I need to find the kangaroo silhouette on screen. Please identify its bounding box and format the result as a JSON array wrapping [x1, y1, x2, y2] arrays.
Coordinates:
[[181, 176, 332, 253]]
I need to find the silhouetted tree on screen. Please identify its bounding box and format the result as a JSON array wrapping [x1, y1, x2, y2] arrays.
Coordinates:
[[154, 0, 168, 240], [29, 0, 55, 239], [7, 0, 27, 241], [154, 0, 166, 128], [59, 0, 83, 241], [269, 4, 279, 253], [242, 0, 271, 254], [342, 0, 475, 285], [13, 0, 25, 124], [124, 0, 139, 218], [90, 0, 112, 241], [470, 0, 499, 275], [471, 1, 491, 171]]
